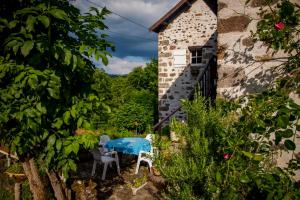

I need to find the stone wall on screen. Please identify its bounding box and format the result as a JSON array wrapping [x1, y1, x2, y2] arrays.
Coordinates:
[[217, 0, 300, 180], [158, 0, 217, 121], [217, 0, 288, 99]]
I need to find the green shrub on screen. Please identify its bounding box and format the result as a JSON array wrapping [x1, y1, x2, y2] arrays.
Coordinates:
[[5, 163, 24, 174], [112, 103, 153, 133], [0, 188, 13, 200], [158, 93, 300, 199]]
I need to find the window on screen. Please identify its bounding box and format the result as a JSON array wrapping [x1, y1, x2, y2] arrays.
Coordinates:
[[173, 49, 186, 67], [190, 49, 202, 65]]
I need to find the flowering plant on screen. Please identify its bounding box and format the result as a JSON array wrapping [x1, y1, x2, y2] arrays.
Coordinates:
[[274, 22, 285, 30], [223, 153, 231, 160]]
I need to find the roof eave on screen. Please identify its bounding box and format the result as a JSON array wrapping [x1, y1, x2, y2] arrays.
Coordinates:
[[149, 0, 194, 33]]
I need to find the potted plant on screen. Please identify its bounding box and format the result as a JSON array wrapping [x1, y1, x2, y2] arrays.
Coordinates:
[[5, 163, 27, 200], [5, 162, 26, 180], [128, 176, 148, 196]]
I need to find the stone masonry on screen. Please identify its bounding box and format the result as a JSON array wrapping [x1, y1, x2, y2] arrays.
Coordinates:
[[157, 0, 217, 121], [217, 0, 300, 180], [217, 0, 292, 98], [152, 0, 300, 178]]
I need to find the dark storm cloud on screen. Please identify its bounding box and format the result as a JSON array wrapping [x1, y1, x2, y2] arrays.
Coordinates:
[[72, 0, 179, 74]]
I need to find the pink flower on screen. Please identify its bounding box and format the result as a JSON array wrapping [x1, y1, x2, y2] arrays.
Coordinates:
[[274, 22, 285, 30], [223, 153, 231, 160]]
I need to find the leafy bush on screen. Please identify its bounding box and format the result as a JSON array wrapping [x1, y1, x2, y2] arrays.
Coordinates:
[[5, 163, 24, 174], [158, 93, 300, 199], [98, 127, 145, 139], [0, 188, 13, 200], [22, 180, 33, 200], [113, 103, 153, 133], [158, 1, 300, 199]]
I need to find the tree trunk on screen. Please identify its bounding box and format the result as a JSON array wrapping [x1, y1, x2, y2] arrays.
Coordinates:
[[22, 158, 47, 200], [46, 170, 67, 200]]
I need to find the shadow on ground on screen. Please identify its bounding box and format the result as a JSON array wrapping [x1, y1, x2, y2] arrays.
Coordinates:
[[73, 151, 163, 200]]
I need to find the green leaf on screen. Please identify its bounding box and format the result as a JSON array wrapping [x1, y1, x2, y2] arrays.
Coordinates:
[[83, 120, 91, 129], [56, 140, 62, 151], [26, 15, 36, 32], [208, 185, 218, 193], [72, 143, 79, 154], [52, 118, 63, 129], [70, 108, 76, 118], [36, 103, 46, 114], [276, 115, 289, 129], [240, 174, 250, 183], [8, 20, 18, 29], [47, 87, 60, 99], [5, 40, 18, 48], [14, 112, 24, 121], [77, 117, 83, 128], [72, 55, 77, 70], [296, 125, 300, 132], [48, 135, 56, 147], [282, 129, 294, 138], [64, 49, 72, 65], [15, 7, 39, 16], [36, 102, 42, 112], [284, 140, 296, 150], [68, 160, 77, 171], [21, 41, 34, 57], [100, 53, 108, 66], [15, 72, 26, 82], [241, 151, 253, 159], [64, 144, 73, 156], [37, 15, 50, 28], [13, 45, 20, 55], [253, 154, 263, 161], [42, 131, 49, 140], [87, 48, 94, 57], [28, 118, 38, 132], [79, 45, 86, 53], [63, 111, 70, 125], [49, 9, 68, 20], [28, 74, 38, 89]]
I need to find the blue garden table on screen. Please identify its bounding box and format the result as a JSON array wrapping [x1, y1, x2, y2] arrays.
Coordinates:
[[105, 137, 151, 155]]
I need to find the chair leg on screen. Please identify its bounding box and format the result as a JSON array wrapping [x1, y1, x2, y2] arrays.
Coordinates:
[[102, 162, 108, 180], [148, 161, 153, 174], [91, 161, 97, 176], [135, 159, 141, 174], [6, 155, 11, 167], [115, 159, 120, 175]]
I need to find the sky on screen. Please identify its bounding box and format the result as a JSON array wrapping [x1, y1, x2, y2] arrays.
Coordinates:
[[71, 0, 179, 74]]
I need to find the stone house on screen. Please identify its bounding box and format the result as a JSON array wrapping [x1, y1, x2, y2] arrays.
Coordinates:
[[150, 0, 218, 122], [151, 0, 300, 179], [150, 0, 295, 123]]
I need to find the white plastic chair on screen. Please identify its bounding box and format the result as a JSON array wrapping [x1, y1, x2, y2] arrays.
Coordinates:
[[135, 134, 157, 174], [135, 150, 153, 174], [99, 135, 110, 153], [145, 134, 154, 142], [90, 149, 120, 180]]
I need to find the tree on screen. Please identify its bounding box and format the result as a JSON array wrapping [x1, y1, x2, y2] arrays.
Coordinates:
[[113, 102, 153, 133], [127, 59, 158, 94], [90, 69, 112, 128], [0, 0, 113, 199], [109, 59, 158, 132]]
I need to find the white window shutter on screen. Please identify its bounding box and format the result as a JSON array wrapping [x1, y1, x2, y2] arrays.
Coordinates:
[[173, 49, 186, 67]]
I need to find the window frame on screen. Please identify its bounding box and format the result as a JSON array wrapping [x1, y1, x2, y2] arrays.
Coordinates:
[[190, 48, 203, 66]]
